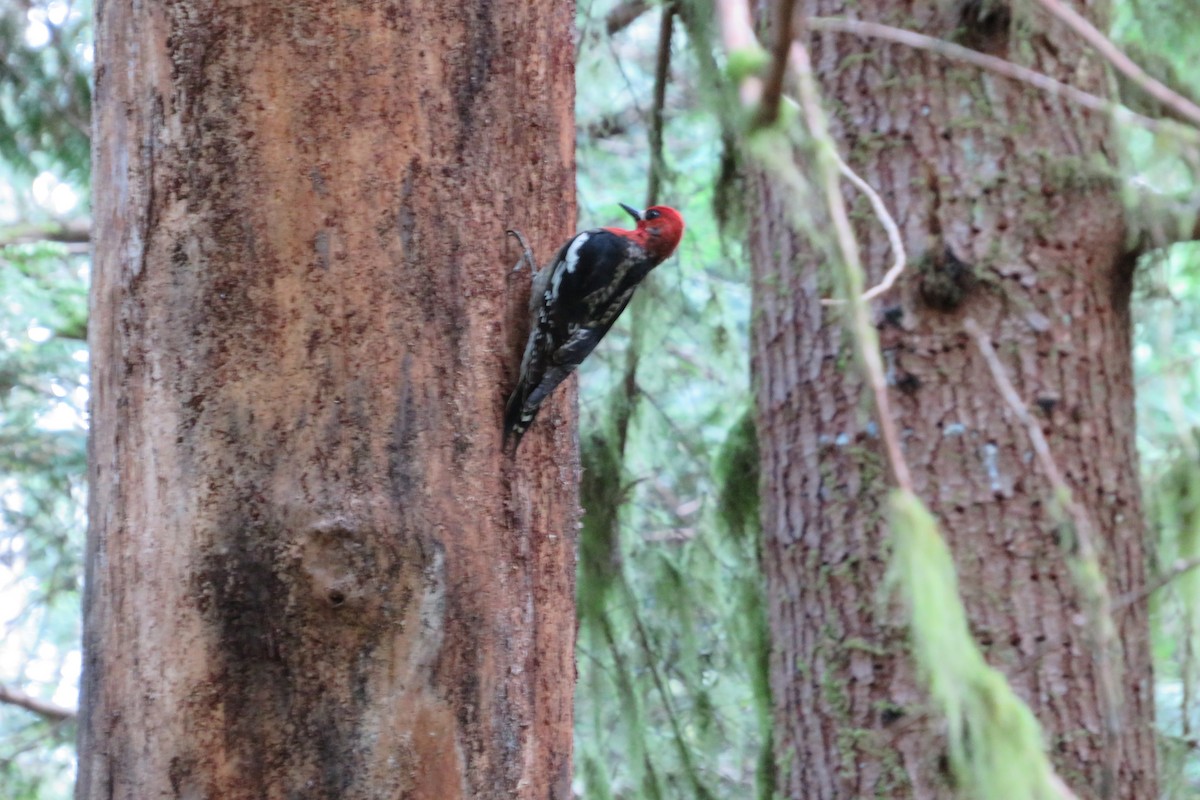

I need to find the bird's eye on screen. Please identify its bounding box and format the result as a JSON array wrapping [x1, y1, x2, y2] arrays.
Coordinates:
[[645, 209, 661, 220]]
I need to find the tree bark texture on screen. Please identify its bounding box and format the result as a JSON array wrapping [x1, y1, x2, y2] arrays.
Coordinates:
[[752, 2, 1155, 798], [81, 2, 577, 799]]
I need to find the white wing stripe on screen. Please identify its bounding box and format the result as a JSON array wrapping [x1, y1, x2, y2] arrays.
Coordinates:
[[549, 231, 590, 302], [564, 232, 590, 273]]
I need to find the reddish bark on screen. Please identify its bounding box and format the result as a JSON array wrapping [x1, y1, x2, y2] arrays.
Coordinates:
[[81, 2, 578, 798]]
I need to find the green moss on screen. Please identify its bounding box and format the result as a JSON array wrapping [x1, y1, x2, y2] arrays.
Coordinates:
[[821, 665, 850, 719], [834, 722, 911, 795], [755, 727, 776, 800], [577, 432, 625, 626], [1041, 151, 1119, 195], [726, 46, 770, 85], [888, 490, 1062, 800], [848, 132, 895, 164], [834, 51, 879, 75], [847, 444, 886, 491], [842, 637, 889, 657], [835, 346, 853, 374], [712, 406, 774, 799], [873, 698, 908, 720], [822, 552, 862, 584], [918, 246, 978, 312], [578, 751, 616, 800]]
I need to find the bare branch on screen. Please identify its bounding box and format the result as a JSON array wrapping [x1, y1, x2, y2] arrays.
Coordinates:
[[1137, 353, 1200, 387], [1032, 0, 1200, 130], [646, 2, 676, 207], [964, 322, 1081, 520], [1115, 556, 1200, 611], [807, 16, 1200, 147], [807, 16, 1200, 254], [1125, 186, 1200, 254], [0, 683, 76, 722], [819, 150, 908, 305], [713, 0, 758, 53], [714, 0, 765, 107], [0, 220, 91, 248], [755, 0, 797, 129], [843, 162, 907, 301]]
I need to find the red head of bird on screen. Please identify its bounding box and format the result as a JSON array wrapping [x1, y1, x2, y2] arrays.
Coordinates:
[[608, 203, 685, 262]]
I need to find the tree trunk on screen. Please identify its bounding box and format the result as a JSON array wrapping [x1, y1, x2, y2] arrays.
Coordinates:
[[751, 3, 1156, 798], [80, 2, 577, 798]]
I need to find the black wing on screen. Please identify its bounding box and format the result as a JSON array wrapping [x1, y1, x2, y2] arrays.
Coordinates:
[[544, 229, 649, 328]]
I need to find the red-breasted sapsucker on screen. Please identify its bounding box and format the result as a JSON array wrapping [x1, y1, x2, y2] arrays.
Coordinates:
[[504, 203, 685, 449]]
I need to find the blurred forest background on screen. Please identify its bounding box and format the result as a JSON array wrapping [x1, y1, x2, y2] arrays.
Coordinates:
[[1, 0, 1199, 797]]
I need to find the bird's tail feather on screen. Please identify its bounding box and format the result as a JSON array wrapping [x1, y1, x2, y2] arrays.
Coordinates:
[[503, 385, 534, 451]]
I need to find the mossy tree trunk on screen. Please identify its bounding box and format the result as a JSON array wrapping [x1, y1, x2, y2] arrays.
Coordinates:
[[751, 3, 1156, 797], [80, 2, 578, 798]]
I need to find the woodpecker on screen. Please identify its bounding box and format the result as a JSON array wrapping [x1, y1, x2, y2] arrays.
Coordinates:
[[504, 203, 685, 449]]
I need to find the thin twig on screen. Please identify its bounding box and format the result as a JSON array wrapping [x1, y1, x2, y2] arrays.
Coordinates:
[[714, 0, 764, 107], [1032, 0, 1200, 129], [963, 321, 1082, 519], [622, 580, 714, 798], [755, 46, 907, 306], [646, 1, 676, 207], [1126, 189, 1200, 255], [1114, 555, 1200, 610], [0, 220, 91, 248], [964, 317, 1121, 800], [596, 613, 666, 792], [807, 16, 1200, 145], [0, 683, 76, 722], [636, 382, 711, 465], [819, 149, 908, 305], [839, 158, 907, 302], [609, 0, 680, 463], [755, 0, 797, 128]]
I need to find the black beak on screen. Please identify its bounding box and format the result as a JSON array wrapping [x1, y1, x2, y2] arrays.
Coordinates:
[[619, 202, 643, 222]]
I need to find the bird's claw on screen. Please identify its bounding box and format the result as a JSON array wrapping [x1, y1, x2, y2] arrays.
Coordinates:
[[507, 229, 537, 274]]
